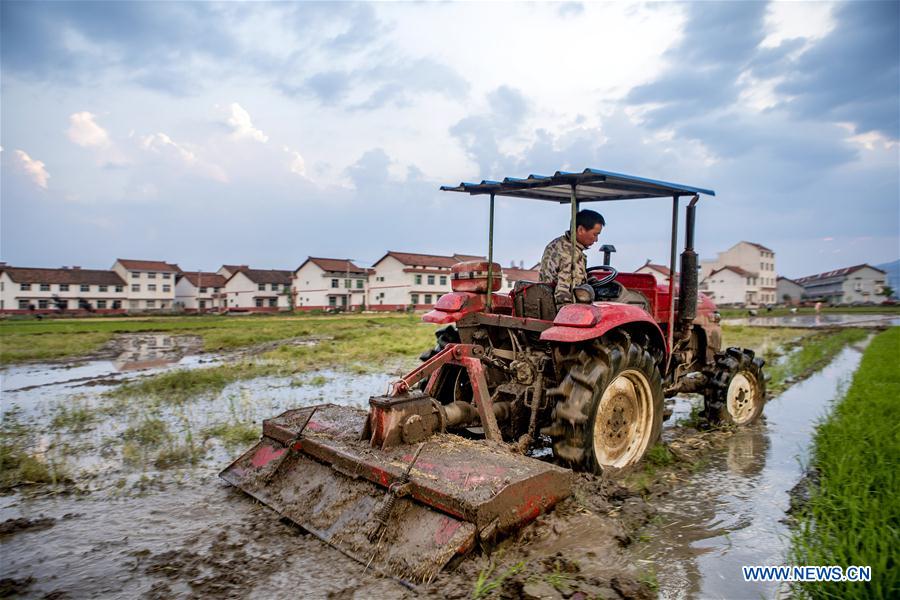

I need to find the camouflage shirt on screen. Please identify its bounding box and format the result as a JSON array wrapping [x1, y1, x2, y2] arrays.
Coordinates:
[[539, 231, 587, 305]]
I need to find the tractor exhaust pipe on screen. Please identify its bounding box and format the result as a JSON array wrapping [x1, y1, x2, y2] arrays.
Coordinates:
[[678, 197, 699, 324]]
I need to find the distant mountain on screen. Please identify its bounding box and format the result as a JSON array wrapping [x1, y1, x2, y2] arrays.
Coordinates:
[[875, 259, 900, 299]]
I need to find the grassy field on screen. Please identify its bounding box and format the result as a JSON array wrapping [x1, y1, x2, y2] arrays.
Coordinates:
[[718, 305, 900, 319], [790, 327, 899, 600], [0, 313, 434, 364]]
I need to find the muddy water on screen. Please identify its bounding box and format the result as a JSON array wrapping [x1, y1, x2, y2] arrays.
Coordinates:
[[724, 313, 899, 328], [631, 344, 865, 599]]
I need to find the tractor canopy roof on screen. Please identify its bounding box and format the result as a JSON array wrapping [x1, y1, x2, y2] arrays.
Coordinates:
[[440, 168, 714, 202]]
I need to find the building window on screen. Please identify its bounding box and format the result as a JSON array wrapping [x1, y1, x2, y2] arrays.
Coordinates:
[[132, 284, 140, 292], [115, 285, 123, 292], [411, 293, 419, 304], [214, 287, 220, 293], [148, 272, 156, 279], [81, 284, 90, 292], [199, 300, 207, 309], [97, 300, 107, 309], [112, 300, 121, 309], [344, 279, 351, 288], [40, 283, 50, 291], [148, 284, 157, 292], [268, 298, 277, 307], [163, 285, 171, 292], [440, 276, 447, 285], [258, 283, 266, 291], [331, 279, 339, 288], [18, 300, 30, 310], [99, 285, 108, 292], [129, 300, 139, 308], [58, 284, 69, 292], [272, 283, 280, 291], [356, 279, 363, 289], [415, 275, 422, 285], [328, 296, 337, 307], [427, 275, 435, 285], [200, 287, 207, 293], [146, 300, 156, 308], [38, 299, 49, 309], [20, 283, 31, 291], [162, 273, 171, 279], [424, 294, 432, 304], [58, 299, 69, 309], [131, 272, 140, 279], [256, 298, 264, 307]]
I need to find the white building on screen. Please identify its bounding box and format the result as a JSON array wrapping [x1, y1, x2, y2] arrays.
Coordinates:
[[699, 266, 756, 305], [112, 259, 180, 311], [0, 265, 127, 314], [634, 261, 674, 286], [368, 252, 483, 310], [293, 257, 370, 311], [795, 264, 887, 305], [699, 241, 777, 306], [222, 268, 293, 311], [175, 272, 227, 312], [501, 266, 541, 292], [776, 276, 806, 305]]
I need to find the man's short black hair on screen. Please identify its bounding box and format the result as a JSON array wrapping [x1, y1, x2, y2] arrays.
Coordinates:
[[576, 209, 605, 230]]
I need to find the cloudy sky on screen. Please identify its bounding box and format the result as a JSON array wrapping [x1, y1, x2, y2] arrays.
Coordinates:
[[2, 1, 897, 277]]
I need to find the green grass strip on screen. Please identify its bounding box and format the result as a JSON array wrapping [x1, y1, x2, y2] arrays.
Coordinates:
[[790, 327, 899, 599]]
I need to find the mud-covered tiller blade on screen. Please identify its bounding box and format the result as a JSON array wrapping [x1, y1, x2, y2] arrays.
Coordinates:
[[220, 404, 572, 583]]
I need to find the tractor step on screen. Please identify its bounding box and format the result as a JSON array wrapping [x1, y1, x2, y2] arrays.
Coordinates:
[[220, 404, 572, 583]]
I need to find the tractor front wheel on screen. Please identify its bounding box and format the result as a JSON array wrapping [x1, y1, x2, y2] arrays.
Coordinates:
[[702, 348, 766, 426], [546, 333, 664, 472]]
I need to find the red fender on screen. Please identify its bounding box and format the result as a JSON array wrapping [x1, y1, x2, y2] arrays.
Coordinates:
[[422, 292, 512, 324], [540, 302, 668, 354]]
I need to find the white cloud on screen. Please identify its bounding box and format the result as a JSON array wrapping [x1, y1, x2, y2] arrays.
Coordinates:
[[140, 132, 228, 182], [15, 150, 49, 189], [67, 112, 111, 147], [227, 103, 268, 142]]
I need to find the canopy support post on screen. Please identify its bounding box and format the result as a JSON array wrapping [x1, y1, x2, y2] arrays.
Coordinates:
[[570, 183, 578, 300], [666, 195, 679, 372], [486, 192, 495, 311]]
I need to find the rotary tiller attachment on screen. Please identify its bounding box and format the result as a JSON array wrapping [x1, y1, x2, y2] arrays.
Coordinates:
[[220, 402, 572, 584]]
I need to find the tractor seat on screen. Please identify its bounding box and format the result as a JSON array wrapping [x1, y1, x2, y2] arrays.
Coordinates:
[[512, 281, 557, 321]]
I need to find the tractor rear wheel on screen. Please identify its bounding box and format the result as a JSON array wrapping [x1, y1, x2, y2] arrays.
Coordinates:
[[545, 332, 664, 472], [702, 348, 766, 426]]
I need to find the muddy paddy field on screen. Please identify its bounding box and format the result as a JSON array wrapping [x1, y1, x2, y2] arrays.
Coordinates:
[[0, 314, 894, 599]]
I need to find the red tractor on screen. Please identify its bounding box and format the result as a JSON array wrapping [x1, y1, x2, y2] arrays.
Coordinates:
[[222, 168, 766, 583]]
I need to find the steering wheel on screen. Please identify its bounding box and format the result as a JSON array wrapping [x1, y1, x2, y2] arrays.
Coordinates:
[[587, 265, 619, 286]]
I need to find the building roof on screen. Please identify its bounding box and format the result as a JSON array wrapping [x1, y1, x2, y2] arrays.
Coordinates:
[[740, 241, 774, 253], [220, 264, 248, 273], [795, 264, 885, 284], [639, 262, 672, 276], [0, 266, 126, 286], [777, 276, 803, 286], [504, 267, 541, 282], [708, 265, 754, 278], [181, 272, 227, 288], [116, 259, 181, 273], [375, 251, 484, 269], [299, 257, 369, 274], [230, 268, 293, 285]]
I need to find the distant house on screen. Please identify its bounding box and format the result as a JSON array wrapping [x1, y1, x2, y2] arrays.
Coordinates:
[[0, 265, 127, 314], [699, 266, 756, 306], [112, 259, 181, 311], [369, 251, 483, 310], [293, 257, 370, 311], [217, 265, 247, 279], [501, 266, 541, 292], [795, 264, 886, 305], [175, 272, 227, 312], [222, 268, 293, 311], [699, 241, 777, 306], [776, 276, 805, 305], [635, 261, 674, 286]]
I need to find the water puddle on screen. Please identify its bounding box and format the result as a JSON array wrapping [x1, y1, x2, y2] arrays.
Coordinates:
[[631, 344, 865, 599], [724, 313, 899, 328]]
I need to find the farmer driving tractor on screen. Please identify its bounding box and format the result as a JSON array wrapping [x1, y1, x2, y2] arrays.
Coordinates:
[[539, 209, 606, 306]]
